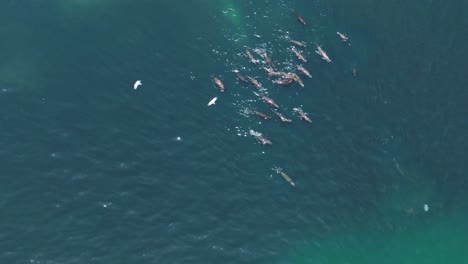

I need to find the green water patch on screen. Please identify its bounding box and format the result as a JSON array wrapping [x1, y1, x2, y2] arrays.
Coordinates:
[[210, 1, 296, 49], [379, 157, 437, 215], [0, 23, 52, 94], [281, 210, 468, 263], [222, 0, 243, 29], [0, 2, 112, 94], [54, 0, 123, 11], [372, 135, 445, 216], [0, 52, 38, 92], [272, 135, 465, 264], [216, 0, 250, 48]]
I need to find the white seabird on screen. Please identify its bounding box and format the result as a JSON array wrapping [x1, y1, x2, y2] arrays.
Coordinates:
[[133, 80, 142, 90], [208, 97, 217, 106]]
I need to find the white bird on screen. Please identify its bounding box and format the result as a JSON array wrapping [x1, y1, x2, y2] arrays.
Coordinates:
[[423, 204, 429, 212], [133, 80, 142, 90], [208, 97, 217, 106]]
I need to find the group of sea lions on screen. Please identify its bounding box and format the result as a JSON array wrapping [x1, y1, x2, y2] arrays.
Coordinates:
[[209, 9, 357, 186]]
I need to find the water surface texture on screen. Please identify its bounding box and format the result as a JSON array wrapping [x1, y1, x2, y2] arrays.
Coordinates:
[[1, 1, 467, 263]]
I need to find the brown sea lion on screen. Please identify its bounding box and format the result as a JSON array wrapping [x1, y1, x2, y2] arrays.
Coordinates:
[[292, 9, 306, 25], [210, 75, 224, 91]]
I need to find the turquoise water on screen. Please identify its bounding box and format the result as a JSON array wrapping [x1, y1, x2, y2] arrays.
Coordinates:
[[1, 1, 467, 263]]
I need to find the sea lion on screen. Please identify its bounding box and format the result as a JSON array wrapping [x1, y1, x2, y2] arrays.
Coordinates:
[[292, 9, 306, 25], [272, 78, 294, 86], [263, 67, 282, 77], [279, 72, 295, 79], [259, 93, 279, 108], [297, 65, 312, 78], [337, 32, 348, 42], [273, 111, 292, 122], [257, 136, 272, 145], [263, 52, 275, 68], [315, 44, 331, 62], [246, 48, 259, 64], [233, 70, 249, 83], [247, 76, 263, 89], [292, 73, 304, 87], [352, 64, 358, 78], [292, 48, 307, 62], [290, 39, 307, 47], [293, 108, 312, 123], [393, 158, 405, 176], [249, 130, 272, 145], [274, 167, 296, 186], [210, 75, 225, 91], [253, 110, 271, 120]]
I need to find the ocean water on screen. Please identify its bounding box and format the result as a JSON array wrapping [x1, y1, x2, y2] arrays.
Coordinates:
[[1, 0, 467, 263]]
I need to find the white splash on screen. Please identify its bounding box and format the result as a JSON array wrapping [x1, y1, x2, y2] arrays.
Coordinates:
[[249, 129, 262, 137]]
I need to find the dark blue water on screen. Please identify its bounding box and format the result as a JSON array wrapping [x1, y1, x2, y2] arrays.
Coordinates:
[[1, 1, 467, 263]]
